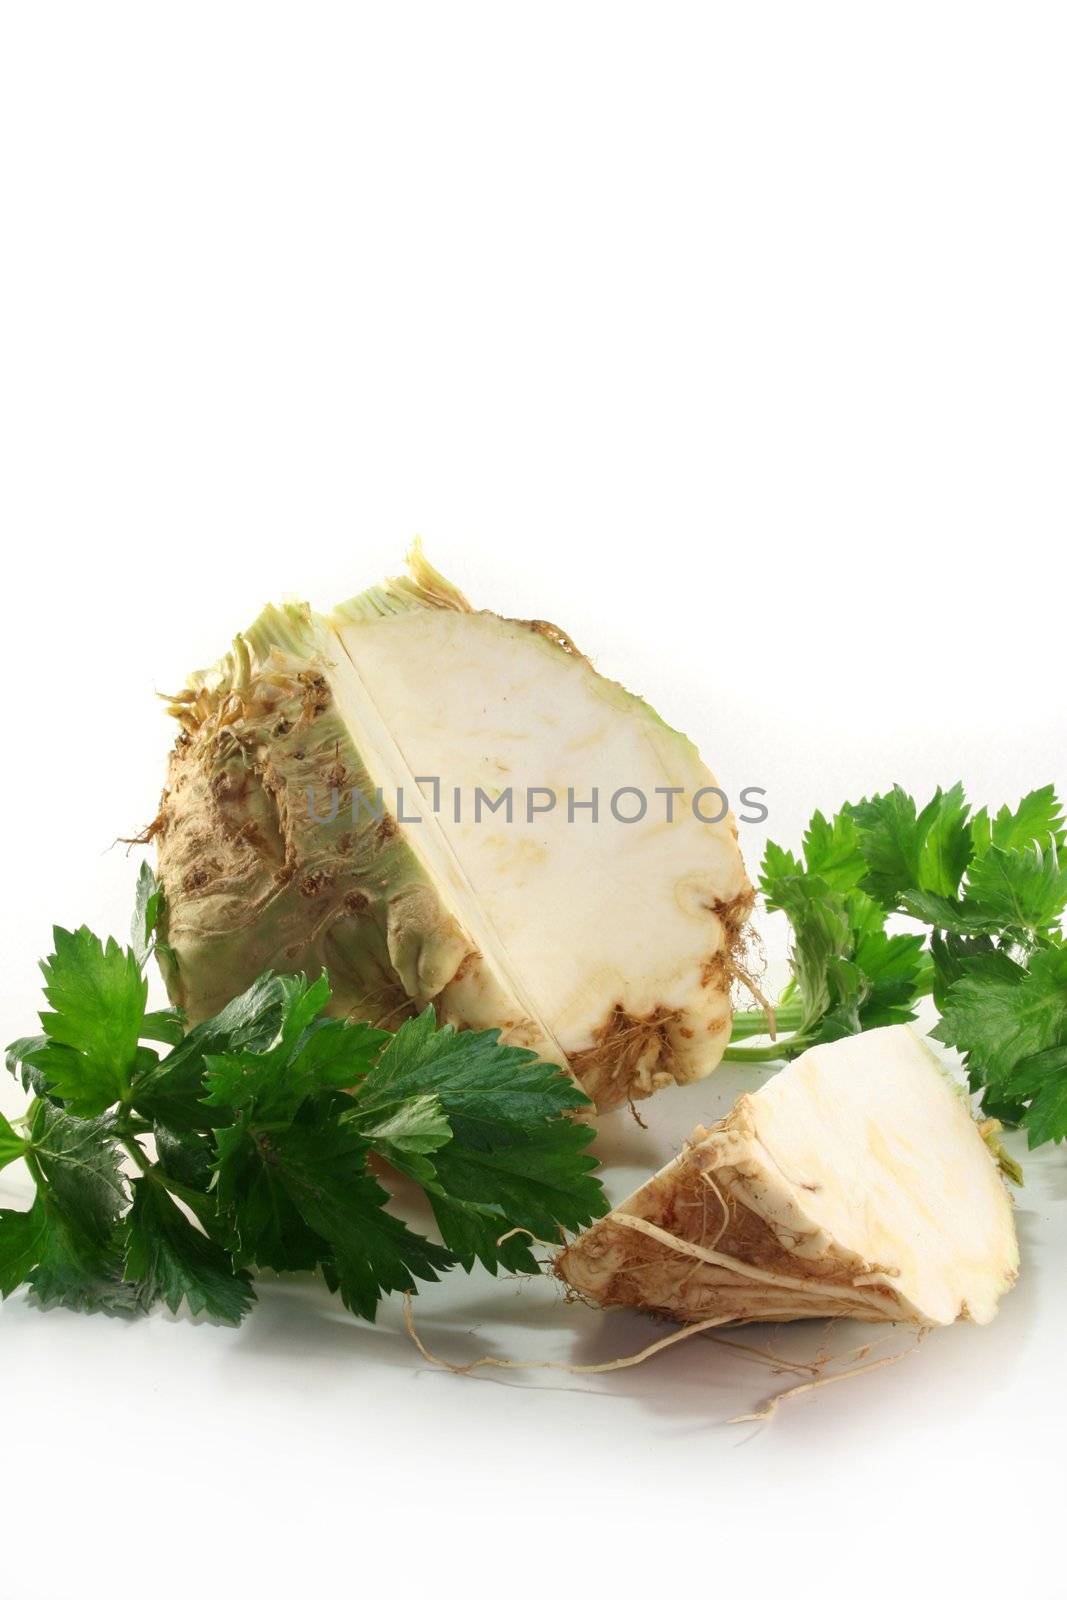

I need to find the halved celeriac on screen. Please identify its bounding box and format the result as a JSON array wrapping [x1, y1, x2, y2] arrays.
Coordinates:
[[153, 551, 753, 1110]]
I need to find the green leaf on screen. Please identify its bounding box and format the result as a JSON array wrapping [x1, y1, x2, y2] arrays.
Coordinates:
[[841, 886, 889, 942], [845, 786, 927, 906], [758, 840, 805, 912], [1022, 1069, 1067, 1147], [927, 932, 999, 1009], [847, 784, 972, 906], [353, 1094, 453, 1156], [3, 1101, 133, 1312], [0, 1110, 28, 1173], [753, 813, 932, 1058], [212, 1123, 325, 1272], [0, 1198, 49, 1297], [852, 928, 927, 1030], [12, 1037, 111, 1105], [28, 1195, 139, 1314], [181, 971, 294, 1056], [977, 1088, 1030, 1128], [154, 1124, 214, 1193], [131, 862, 163, 966], [130, 972, 303, 1130], [211, 1060, 456, 1312], [933, 945, 1067, 1088], [210, 1003, 604, 1302], [283, 1017, 391, 1092], [972, 785, 1066, 858], [355, 1008, 592, 1135], [201, 975, 384, 1125], [916, 782, 972, 898], [801, 809, 867, 893], [5, 1034, 56, 1097], [1002, 1041, 1067, 1098], [353, 1011, 606, 1273], [140, 1009, 187, 1046], [426, 1192, 539, 1275], [990, 1044, 1067, 1147], [963, 839, 1067, 939], [427, 1122, 604, 1271], [123, 1178, 254, 1325], [38, 926, 147, 1114], [897, 788, 1067, 944], [898, 890, 999, 936], [204, 984, 391, 1277], [7, 898, 619, 1323], [752, 784, 1067, 1153], [28, 1099, 128, 1245], [221, 1110, 454, 1318]]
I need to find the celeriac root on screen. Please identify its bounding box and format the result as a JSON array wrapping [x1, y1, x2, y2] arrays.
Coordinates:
[[401, 1293, 927, 1423], [728, 1336, 924, 1424], [604, 1210, 897, 1318], [402, 1293, 733, 1376], [728, 966, 777, 1040], [699, 1332, 823, 1378]]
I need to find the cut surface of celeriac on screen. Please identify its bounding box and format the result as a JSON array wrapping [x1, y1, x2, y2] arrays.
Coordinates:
[[556, 1026, 1019, 1325], [152, 551, 753, 1110]]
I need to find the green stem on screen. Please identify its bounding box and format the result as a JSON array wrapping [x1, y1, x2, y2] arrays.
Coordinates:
[[729, 998, 805, 1043], [721, 1038, 803, 1064], [120, 1134, 152, 1176], [155, 1174, 213, 1213], [121, 1115, 155, 1137]]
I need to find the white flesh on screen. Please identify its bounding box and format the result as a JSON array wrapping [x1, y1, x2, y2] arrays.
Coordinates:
[[326, 606, 752, 1100]]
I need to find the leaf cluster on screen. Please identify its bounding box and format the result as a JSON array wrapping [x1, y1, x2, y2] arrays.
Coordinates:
[[748, 784, 1067, 1148], [1, 867, 606, 1324]]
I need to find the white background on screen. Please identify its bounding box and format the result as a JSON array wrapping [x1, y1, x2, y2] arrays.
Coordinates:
[[1, 6, 1065, 1598]]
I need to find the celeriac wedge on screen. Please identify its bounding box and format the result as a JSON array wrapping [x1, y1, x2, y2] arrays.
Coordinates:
[[556, 1026, 1019, 1324]]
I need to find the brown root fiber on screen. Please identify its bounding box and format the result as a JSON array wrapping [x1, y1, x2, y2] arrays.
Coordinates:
[[728, 1339, 923, 1424], [555, 1099, 908, 1326], [402, 1292, 735, 1378], [570, 1004, 683, 1110], [401, 1292, 927, 1426], [569, 885, 759, 1112]]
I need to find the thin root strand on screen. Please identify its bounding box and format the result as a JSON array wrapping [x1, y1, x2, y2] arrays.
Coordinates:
[[729, 1339, 923, 1424], [403, 1293, 733, 1378]]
